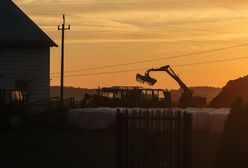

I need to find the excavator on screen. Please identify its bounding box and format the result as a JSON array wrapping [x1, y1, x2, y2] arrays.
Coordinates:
[[136, 65, 206, 107]]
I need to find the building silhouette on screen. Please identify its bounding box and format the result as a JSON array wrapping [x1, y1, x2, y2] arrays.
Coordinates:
[[0, 0, 57, 102]]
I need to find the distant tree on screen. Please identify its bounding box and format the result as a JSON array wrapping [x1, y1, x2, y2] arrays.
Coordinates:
[[216, 97, 248, 168]]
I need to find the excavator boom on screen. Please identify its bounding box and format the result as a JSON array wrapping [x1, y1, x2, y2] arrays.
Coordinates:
[[136, 65, 206, 107], [136, 65, 190, 92]]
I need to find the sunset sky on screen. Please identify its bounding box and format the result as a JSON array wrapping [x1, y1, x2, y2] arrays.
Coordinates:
[[14, 0, 248, 89]]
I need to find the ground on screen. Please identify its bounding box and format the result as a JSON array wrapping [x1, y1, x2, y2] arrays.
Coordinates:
[[0, 129, 221, 168], [1, 130, 115, 168], [193, 131, 222, 168]]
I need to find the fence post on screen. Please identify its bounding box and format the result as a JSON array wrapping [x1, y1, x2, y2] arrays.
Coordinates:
[[116, 109, 192, 168], [183, 112, 192, 168], [116, 109, 123, 168]]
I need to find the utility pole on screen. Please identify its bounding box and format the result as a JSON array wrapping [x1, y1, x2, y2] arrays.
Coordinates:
[[58, 14, 70, 109]]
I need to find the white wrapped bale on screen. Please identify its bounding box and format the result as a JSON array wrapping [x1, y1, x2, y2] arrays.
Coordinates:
[[68, 108, 230, 133], [184, 108, 229, 133], [68, 108, 116, 130]]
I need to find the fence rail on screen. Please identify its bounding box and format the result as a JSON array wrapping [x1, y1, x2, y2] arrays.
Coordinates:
[[116, 109, 192, 168], [28, 97, 75, 114], [27, 97, 75, 127]]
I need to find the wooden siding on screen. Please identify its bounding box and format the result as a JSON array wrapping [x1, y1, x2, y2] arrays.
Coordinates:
[[0, 47, 50, 102]]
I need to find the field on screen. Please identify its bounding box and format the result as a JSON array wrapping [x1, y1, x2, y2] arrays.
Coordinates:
[[1, 129, 221, 168]]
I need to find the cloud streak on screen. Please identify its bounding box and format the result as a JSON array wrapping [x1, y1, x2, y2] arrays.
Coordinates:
[[13, 1, 248, 54]]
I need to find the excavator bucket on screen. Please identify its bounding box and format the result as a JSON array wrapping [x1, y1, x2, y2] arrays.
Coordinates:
[[136, 73, 157, 86]]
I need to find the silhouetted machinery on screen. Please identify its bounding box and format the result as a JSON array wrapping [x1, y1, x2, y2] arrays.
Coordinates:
[[136, 65, 206, 107], [0, 89, 27, 128], [80, 86, 172, 108]]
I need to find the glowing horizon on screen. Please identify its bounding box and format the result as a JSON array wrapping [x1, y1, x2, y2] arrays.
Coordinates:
[[14, 0, 248, 89]]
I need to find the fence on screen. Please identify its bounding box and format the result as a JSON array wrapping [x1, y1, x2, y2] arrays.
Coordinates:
[[28, 97, 75, 114], [28, 97, 60, 114], [116, 109, 192, 168], [27, 97, 75, 127]]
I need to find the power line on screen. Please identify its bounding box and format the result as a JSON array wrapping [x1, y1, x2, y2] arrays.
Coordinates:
[[51, 56, 248, 78], [52, 69, 144, 78], [50, 43, 248, 74], [172, 56, 248, 67]]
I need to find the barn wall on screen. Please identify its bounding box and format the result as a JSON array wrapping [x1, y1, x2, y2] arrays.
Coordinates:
[[0, 47, 50, 102]]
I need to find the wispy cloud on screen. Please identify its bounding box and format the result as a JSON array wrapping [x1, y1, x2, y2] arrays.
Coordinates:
[[14, 0, 248, 12], [13, 0, 248, 43], [11, 0, 248, 88]]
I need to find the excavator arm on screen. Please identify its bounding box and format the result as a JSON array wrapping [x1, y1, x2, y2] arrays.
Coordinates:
[[136, 65, 208, 107], [137, 65, 192, 95], [136, 65, 205, 107]]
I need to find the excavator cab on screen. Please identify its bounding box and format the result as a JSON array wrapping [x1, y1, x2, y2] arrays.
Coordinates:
[[80, 86, 172, 108], [81, 87, 143, 108]]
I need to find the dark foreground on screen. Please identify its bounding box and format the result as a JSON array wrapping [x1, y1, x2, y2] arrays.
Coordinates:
[[0, 129, 221, 168], [1, 130, 116, 168]]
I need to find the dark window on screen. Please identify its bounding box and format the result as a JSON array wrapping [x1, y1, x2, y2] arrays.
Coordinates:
[[0, 90, 5, 104], [0, 90, 10, 104]]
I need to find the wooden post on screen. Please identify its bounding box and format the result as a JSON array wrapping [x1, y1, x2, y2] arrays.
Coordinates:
[[58, 14, 70, 109]]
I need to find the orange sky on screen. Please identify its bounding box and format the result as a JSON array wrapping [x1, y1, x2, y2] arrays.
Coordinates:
[[14, 0, 248, 89]]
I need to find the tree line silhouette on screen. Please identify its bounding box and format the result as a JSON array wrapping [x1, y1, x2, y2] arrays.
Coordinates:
[[216, 97, 248, 168]]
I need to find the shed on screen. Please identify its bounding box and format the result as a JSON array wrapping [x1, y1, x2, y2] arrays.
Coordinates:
[[0, 0, 58, 102]]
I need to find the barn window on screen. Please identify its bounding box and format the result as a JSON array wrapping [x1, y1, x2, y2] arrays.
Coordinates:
[[15, 79, 32, 95]]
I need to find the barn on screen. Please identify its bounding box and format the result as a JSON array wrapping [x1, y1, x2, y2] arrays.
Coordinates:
[[0, 0, 58, 102]]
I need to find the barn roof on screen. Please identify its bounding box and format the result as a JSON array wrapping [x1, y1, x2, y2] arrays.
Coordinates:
[[0, 0, 58, 47]]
